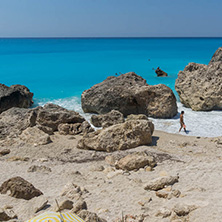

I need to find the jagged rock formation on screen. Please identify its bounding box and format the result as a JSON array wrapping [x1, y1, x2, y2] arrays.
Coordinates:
[[0, 103, 87, 141], [77, 119, 154, 152], [0, 84, 33, 114], [82, 72, 177, 118], [175, 47, 222, 111]]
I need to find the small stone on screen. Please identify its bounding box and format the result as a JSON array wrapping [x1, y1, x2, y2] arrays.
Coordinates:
[[103, 166, 115, 173], [28, 165, 52, 173], [0, 208, 17, 221], [155, 208, 171, 218], [0, 149, 10, 156], [7, 156, 29, 162], [145, 166, 152, 172], [77, 210, 107, 222], [107, 170, 123, 179], [56, 199, 73, 211], [155, 190, 169, 199], [144, 175, 179, 191], [105, 155, 117, 166], [173, 204, 197, 216], [72, 199, 87, 213], [29, 196, 48, 213], [37, 158, 48, 162], [90, 165, 104, 172]]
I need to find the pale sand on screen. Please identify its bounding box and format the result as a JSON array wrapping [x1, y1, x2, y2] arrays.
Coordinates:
[[0, 130, 222, 221]]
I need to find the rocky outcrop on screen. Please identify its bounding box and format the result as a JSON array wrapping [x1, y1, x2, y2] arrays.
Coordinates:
[[0, 84, 33, 114], [115, 152, 156, 171], [175, 47, 222, 111], [0, 107, 37, 139], [77, 119, 154, 152], [155, 67, 168, 77], [58, 121, 94, 135], [91, 110, 124, 128], [0, 103, 87, 140], [0, 177, 43, 200], [82, 72, 177, 118], [36, 103, 85, 131]]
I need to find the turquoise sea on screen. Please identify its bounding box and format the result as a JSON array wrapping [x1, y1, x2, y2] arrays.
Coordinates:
[[0, 38, 222, 137]]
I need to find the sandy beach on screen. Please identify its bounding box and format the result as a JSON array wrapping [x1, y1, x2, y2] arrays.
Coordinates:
[[1, 129, 222, 222]]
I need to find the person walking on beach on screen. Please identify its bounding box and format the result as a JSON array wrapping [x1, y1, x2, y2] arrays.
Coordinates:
[[179, 111, 187, 132]]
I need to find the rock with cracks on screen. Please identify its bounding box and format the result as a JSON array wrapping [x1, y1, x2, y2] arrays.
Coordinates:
[[77, 119, 154, 152], [115, 152, 156, 171], [0, 84, 33, 114], [82, 72, 177, 118], [36, 103, 85, 131], [91, 110, 124, 128], [0, 107, 37, 139], [175, 47, 222, 111], [0, 176, 43, 200]]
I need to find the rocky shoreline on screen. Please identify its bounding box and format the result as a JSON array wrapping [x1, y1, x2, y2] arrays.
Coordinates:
[[0, 47, 222, 221]]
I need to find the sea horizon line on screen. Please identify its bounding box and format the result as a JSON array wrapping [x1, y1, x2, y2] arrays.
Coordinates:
[[0, 36, 222, 39]]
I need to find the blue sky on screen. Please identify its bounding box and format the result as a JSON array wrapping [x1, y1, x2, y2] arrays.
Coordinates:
[[0, 0, 221, 37]]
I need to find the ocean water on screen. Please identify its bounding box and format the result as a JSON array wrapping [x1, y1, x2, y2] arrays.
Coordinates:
[[0, 38, 222, 137]]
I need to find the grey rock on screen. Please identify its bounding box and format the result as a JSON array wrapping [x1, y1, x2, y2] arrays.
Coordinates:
[[175, 47, 222, 111], [82, 72, 177, 118], [36, 103, 85, 131], [77, 119, 154, 152], [0, 107, 37, 139], [144, 175, 179, 191], [0, 84, 33, 114], [91, 110, 124, 128]]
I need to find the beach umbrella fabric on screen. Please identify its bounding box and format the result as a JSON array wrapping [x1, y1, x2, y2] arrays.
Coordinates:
[[25, 211, 85, 222]]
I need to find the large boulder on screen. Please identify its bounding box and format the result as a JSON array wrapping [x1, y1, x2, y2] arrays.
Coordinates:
[[36, 103, 85, 131], [0, 176, 43, 200], [175, 47, 222, 111], [81, 72, 177, 118], [0, 107, 37, 139], [91, 110, 124, 128], [77, 119, 154, 152], [0, 84, 33, 114]]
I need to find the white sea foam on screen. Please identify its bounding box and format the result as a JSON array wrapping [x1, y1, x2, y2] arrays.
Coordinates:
[[34, 97, 222, 138]]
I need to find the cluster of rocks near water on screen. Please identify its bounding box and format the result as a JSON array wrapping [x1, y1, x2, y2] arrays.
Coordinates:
[[1, 47, 222, 221]]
